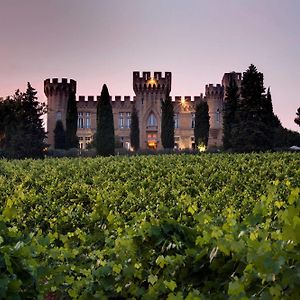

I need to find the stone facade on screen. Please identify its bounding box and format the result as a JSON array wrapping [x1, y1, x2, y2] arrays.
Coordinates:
[[45, 71, 241, 150]]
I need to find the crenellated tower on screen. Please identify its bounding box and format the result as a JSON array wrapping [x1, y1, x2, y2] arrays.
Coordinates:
[[133, 71, 172, 150], [205, 84, 224, 147], [44, 78, 76, 147]]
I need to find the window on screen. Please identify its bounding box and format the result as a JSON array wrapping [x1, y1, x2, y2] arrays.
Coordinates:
[[174, 113, 179, 129], [191, 113, 195, 128], [216, 109, 220, 123], [147, 133, 157, 140], [86, 112, 91, 129], [119, 112, 124, 128], [147, 113, 157, 127], [125, 112, 131, 128], [56, 111, 62, 121], [78, 112, 84, 128]]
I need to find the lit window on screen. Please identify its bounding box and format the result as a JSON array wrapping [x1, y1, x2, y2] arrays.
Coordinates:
[[56, 111, 62, 121], [191, 113, 195, 128], [147, 113, 157, 127], [126, 112, 131, 128], [78, 112, 84, 128], [174, 113, 179, 129], [119, 112, 124, 128], [86, 112, 91, 129]]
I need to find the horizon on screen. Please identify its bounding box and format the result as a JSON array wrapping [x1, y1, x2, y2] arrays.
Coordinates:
[[1, 0, 299, 131]]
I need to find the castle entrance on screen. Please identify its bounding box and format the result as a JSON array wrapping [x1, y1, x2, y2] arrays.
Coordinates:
[[147, 132, 157, 150]]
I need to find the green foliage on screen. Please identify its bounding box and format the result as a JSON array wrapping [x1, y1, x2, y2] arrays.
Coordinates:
[[54, 120, 66, 149], [231, 65, 274, 152], [65, 91, 79, 149], [96, 84, 115, 156], [130, 105, 140, 151], [223, 78, 239, 150], [161, 95, 175, 149], [0, 83, 46, 158], [194, 101, 210, 146], [295, 107, 300, 127], [0, 153, 299, 298]]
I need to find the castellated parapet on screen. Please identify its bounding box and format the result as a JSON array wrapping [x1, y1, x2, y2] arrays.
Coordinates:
[[222, 72, 242, 90], [133, 71, 172, 94], [205, 84, 224, 98], [44, 78, 76, 97]]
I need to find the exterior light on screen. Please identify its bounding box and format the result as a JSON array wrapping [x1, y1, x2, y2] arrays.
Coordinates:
[[198, 143, 207, 152], [147, 77, 157, 86], [180, 97, 186, 106]]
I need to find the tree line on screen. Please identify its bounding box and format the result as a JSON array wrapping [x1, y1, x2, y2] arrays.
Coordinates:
[[223, 64, 300, 151]]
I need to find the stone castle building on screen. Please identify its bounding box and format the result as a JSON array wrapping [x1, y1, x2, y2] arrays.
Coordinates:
[[44, 71, 242, 150]]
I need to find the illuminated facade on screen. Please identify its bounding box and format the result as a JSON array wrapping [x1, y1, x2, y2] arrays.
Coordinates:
[[44, 71, 241, 150]]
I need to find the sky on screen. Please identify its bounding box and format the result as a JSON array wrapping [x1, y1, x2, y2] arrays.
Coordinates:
[[1, 0, 299, 131]]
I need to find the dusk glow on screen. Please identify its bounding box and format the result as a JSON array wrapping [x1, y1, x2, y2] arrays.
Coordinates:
[[1, 0, 299, 131]]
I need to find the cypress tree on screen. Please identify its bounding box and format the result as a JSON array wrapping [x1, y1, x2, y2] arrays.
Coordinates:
[[223, 78, 239, 150], [194, 100, 210, 147], [231, 64, 272, 152], [295, 107, 300, 127], [65, 91, 78, 149], [130, 105, 140, 151], [161, 94, 174, 149], [96, 84, 115, 156], [54, 120, 66, 149]]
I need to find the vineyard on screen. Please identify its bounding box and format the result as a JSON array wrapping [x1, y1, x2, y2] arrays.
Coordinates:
[[0, 153, 300, 299]]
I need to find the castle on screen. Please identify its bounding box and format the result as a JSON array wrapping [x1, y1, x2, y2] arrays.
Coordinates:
[[44, 71, 242, 150]]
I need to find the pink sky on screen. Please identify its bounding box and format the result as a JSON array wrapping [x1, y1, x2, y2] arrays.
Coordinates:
[[1, 0, 299, 131]]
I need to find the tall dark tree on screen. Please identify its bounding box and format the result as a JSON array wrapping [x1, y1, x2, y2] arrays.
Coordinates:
[[223, 78, 239, 150], [96, 84, 115, 156], [0, 83, 47, 158], [161, 94, 174, 149], [231, 64, 272, 152], [130, 105, 140, 151], [54, 120, 66, 149], [65, 91, 78, 149], [194, 100, 210, 147], [295, 107, 300, 127]]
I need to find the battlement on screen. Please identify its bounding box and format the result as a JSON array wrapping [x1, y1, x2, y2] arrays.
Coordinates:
[[77, 95, 133, 102], [173, 95, 204, 102], [44, 78, 76, 97], [222, 72, 242, 88], [205, 84, 223, 97], [133, 71, 171, 94]]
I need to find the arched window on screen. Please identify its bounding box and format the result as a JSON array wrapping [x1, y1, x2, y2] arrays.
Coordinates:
[[147, 113, 157, 127]]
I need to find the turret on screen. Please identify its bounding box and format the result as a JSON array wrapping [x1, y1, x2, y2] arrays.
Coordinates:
[[222, 72, 242, 97], [133, 71, 172, 95], [44, 78, 77, 148]]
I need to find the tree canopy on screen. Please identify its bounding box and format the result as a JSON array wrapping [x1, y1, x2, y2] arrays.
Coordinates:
[[130, 105, 140, 151], [194, 100, 210, 147], [161, 94, 175, 149], [0, 83, 46, 158], [295, 107, 300, 127], [223, 78, 239, 150], [65, 91, 78, 149], [231, 64, 273, 152], [96, 84, 115, 156]]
